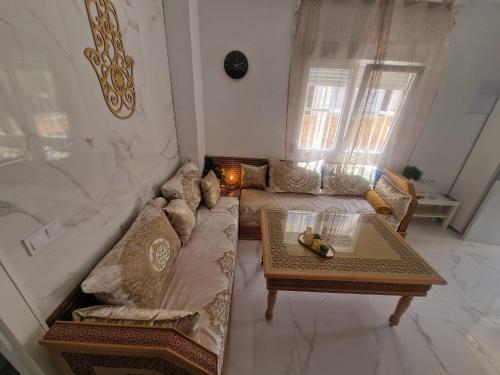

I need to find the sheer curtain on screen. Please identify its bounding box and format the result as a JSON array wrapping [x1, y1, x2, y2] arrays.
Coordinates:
[[285, 0, 455, 171]]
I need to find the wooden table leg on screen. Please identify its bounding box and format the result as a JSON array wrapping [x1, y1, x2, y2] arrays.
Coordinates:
[[265, 290, 277, 321], [389, 296, 413, 326]]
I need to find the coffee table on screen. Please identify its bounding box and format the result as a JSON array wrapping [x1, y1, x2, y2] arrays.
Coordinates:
[[261, 209, 446, 326]]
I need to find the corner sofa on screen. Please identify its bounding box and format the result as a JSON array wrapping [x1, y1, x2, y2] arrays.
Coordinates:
[[206, 156, 417, 240], [40, 157, 416, 375], [40, 163, 239, 375]]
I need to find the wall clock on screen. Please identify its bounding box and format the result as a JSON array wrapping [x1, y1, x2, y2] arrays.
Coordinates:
[[224, 50, 248, 79]]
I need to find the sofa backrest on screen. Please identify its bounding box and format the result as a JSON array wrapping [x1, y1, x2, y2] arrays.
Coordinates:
[[205, 155, 416, 236]]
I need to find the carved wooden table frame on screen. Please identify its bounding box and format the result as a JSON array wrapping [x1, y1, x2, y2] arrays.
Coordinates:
[[261, 209, 446, 326]]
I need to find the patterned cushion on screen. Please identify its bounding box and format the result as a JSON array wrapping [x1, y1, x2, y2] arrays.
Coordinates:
[[81, 201, 181, 308], [267, 159, 321, 194], [161, 161, 202, 212], [159, 197, 239, 374], [164, 199, 196, 244], [72, 305, 200, 334], [201, 170, 221, 208], [241, 163, 267, 190], [374, 175, 412, 225], [322, 163, 370, 196], [239, 188, 375, 227]]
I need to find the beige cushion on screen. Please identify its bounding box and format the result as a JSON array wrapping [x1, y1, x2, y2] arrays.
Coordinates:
[[239, 188, 374, 227], [201, 170, 221, 208], [164, 199, 196, 244], [159, 197, 239, 371], [161, 161, 202, 212], [322, 163, 370, 196], [153, 196, 168, 208], [81, 201, 181, 308], [375, 175, 412, 226], [267, 159, 321, 194], [72, 305, 200, 334], [241, 163, 267, 190]]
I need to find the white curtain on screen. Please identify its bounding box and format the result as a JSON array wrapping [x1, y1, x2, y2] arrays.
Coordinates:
[[285, 0, 455, 171]]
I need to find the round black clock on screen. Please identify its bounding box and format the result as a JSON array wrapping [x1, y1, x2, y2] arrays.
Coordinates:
[[224, 50, 248, 79]]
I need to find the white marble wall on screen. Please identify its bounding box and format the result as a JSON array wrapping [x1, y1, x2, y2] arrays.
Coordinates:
[[0, 0, 179, 318]]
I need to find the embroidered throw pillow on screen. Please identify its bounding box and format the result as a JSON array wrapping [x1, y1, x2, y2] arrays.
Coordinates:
[[322, 163, 370, 196], [267, 159, 321, 194], [72, 305, 200, 334], [161, 161, 202, 212], [241, 163, 267, 190], [164, 199, 196, 244], [375, 175, 412, 226], [200, 170, 221, 208], [81, 201, 181, 308]]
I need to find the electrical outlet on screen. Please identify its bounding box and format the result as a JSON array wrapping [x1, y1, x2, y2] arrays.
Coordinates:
[[22, 218, 64, 256]]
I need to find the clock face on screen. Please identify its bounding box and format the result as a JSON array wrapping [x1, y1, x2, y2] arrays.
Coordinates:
[[224, 50, 248, 79]]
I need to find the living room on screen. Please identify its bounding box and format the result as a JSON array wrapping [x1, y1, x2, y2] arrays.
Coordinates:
[[0, 0, 499, 374]]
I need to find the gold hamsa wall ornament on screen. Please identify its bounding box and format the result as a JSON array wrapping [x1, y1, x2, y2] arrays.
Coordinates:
[[84, 0, 136, 119]]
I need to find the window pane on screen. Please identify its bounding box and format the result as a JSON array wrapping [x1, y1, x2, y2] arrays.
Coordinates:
[[353, 70, 415, 154], [299, 68, 351, 150]]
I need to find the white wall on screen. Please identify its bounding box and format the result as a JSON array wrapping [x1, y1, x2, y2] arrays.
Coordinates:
[[199, 0, 295, 159], [0, 0, 179, 322], [0, 258, 57, 374], [163, 0, 206, 167], [408, 0, 500, 193], [465, 179, 500, 245], [188, 0, 500, 197], [449, 99, 500, 232]]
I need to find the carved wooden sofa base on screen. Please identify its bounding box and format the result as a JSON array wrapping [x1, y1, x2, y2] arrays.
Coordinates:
[[40, 195, 240, 375], [239, 225, 262, 240], [40, 322, 218, 375]]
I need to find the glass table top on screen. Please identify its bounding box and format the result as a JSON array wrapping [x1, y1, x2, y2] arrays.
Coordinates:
[[261, 210, 446, 285]]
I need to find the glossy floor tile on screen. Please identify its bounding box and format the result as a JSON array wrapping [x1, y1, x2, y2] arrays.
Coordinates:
[[225, 222, 500, 375]]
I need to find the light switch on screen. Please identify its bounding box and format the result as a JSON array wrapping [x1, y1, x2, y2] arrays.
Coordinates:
[[46, 219, 63, 238], [28, 230, 49, 253], [22, 218, 64, 256]]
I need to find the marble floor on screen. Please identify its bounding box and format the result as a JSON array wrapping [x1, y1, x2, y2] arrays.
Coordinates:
[[225, 221, 500, 375]]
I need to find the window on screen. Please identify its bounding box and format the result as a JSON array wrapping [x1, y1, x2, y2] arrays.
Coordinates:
[[298, 64, 421, 156], [299, 68, 351, 150]]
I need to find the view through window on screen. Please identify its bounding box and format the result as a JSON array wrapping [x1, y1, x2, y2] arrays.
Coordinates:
[[299, 65, 420, 157], [299, 68, 351, 151]]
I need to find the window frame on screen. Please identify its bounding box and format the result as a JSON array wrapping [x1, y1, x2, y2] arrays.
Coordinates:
[[297, 61, 424, 158], [346, 63, 424, 155], [297, 60, 365, 154], [300, 68, 352, 151]]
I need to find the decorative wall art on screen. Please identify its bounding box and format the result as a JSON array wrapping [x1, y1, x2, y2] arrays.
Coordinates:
[[84, 0, 136, 119]]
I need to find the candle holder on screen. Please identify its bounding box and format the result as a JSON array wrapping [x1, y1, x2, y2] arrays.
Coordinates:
[[225, 171, 237, 190]]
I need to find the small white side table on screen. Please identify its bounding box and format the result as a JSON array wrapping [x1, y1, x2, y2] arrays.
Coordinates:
[[415, 193, 461, 228]]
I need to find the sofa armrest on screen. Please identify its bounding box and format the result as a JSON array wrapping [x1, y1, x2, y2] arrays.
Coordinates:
[[40, 321, 217, 375], [382, 169, 417, 235]]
